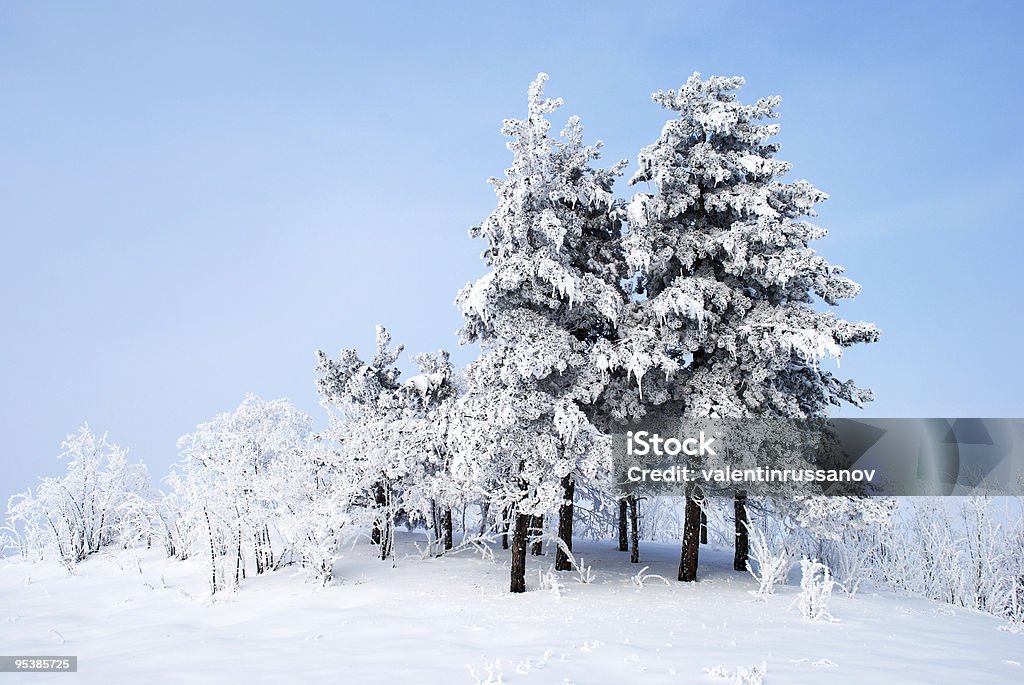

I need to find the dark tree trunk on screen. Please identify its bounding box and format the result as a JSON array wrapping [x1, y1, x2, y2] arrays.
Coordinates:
[[628, 495, 640, 564], [376, 486, 392, 561], [430, 500, 440, 539], [618, 498, 629, 551], [555, 475, 575, 571], [261, 527, 268, 573], [510, 513, 530, 593], [254, 524, 271, 574], [501, 506, 510, 550], [529, 514, 544, 555], [700, 508, 708, 544], [478, 501, 491, 537], [733, 492, 749, 572], [678, 494, 701, 582], [371, 481, 387, 546], [235, 525, 243, 586], [204, 507, 217, 595], [441, 506, 453, 551]]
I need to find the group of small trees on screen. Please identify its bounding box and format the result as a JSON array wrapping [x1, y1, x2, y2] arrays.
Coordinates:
[[875, 497, 1024, 623], [5, 426, 149, 570], [170, 395, 338, 591], [3, 398, 346, 591], [6, 72, 892, 600]]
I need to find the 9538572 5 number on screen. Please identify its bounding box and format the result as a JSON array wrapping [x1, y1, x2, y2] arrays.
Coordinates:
[[0, 656, 78, 672]]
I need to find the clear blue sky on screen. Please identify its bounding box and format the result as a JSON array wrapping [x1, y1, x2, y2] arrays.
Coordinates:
[[2, 1, 1022, 500]]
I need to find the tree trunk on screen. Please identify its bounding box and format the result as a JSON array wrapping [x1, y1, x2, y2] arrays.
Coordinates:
[[375, 483, 393, 560], [379, 525, 391, 560], [678, 494, 701, 582], [618, 498, 628, 551], [204, 507, 217, 595], [530, 514, 544, 555], [510, 513, 530, 593], [235, 524, 243, 586], [501, 506, 510, 550], [263, 524, 273, 571], [733, 492, 749, 572], [479, 501, 491, 537], [254, 524, 271, 575], [555, 475, 575, 571], [371, 481, 387, 546], [441, 506, 453, 551], [700, 508, 708, 544], [254, 532, 263, 575], [628, 495, 640, 564]]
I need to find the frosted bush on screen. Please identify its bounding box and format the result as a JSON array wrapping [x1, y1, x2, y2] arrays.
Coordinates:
[[547, 538, 595, 584], [872, 497, 1024, 626], [468, 659, 503, 684], [631, 565, 671, 588], [6, 426, 149, 570], [746, 521, 792, 598], [575, 557, 596, 585], [798, 557, 836, 622], [537, 568, 565, 596]]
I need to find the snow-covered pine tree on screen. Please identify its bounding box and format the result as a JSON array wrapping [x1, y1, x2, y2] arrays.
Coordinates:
[[455, 73, 624, 591], [617, 73, 879, 581], [396, 349, 461, 552], [316, 326, 406, 560], [317, 328, 462, 560]]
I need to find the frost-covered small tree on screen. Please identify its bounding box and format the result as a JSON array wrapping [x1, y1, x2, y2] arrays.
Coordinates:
[[6, 426, 149, 569], [745, 517, 793, 598], [397, 350, 462, 552], [797, 557, 837, 621], [615, 74, 879, 580], [266, 434, 351, 585], [317, 328, 461, 561], [147, 473, 197, 561], [174, 395, 316, 592], [317, 326, 407, 560], [779, 494, 894, 593], [455, 73, 624, 591]]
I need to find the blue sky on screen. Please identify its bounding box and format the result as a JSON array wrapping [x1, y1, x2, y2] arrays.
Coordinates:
[[2, 1, 1022, 498]]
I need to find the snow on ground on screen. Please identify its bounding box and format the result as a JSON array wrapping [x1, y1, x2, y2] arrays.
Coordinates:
[[1, 534, 1021, 684]]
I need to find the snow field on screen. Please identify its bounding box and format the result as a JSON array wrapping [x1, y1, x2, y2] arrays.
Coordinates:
[[1, 533, 1020, 684]]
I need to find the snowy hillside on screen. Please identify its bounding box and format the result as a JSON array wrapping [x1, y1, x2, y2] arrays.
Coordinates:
[[1, 534, 1020, 684]]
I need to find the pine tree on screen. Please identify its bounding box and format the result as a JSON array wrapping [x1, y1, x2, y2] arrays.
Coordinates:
[[398, 349, 460, 553], [615, 73, 879, 580], [316, 326, 407, 560], [318, 329, 461, 561], [454, 74, 623, 592]]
